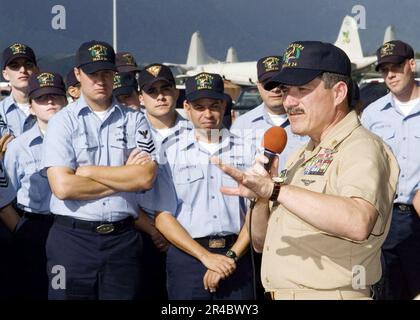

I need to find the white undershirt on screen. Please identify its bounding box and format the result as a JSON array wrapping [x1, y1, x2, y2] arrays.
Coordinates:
[[94, 110, 108, 121], [197, 140, 222, 155], [197, 132, 230, 154], [16, 103, 31, 117], [156, 128, 172, 139], [267, 112, 288, 126], [394, 97, 420, 117]]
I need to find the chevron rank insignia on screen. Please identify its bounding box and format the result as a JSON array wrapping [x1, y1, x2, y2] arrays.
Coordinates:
[[0, 162, 9, 188], [137, 139, 155, 154]]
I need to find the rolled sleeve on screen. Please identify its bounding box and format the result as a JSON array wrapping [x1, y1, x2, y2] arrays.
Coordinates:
[[137, 165, 178, 215], [135, 113, 156, 158], [3, 140, 20, 193], [336, 138, 399, 220], [42, 113, 76, 170]]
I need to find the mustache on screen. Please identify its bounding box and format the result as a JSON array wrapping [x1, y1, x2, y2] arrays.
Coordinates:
[[286, 107, 305, 115]]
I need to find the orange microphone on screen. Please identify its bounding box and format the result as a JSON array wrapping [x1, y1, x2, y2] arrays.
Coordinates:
[[261, 127, 288, 172]]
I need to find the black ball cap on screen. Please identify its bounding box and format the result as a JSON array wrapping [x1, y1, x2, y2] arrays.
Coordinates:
[[185, 72, 225, 102], [257, 55, 282, 84], [28, 72, 66, 99], [2, 43, 37, 70], [264, 41, 351, 90], [138, 63, 175, 92], [113, 72, 138, 96], [375, 40, 414, 71], [65, 68, 79, 88], [76, 40, 116, 74], [116, 52, 139, 73]]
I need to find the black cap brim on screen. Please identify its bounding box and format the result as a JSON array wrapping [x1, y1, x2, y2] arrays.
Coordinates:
[[375, 56, 407, 71], [259, 71, 281, 85], [66, 80, 80, 88], [117, 65, 140, 73], [80, 61, 117, 74], [186, 90, 225, 102], [4, 54, 36, 69], [264, 68, 323, 90], [29, 87, 66, 99], [114, 86, 136, 97], [141, 78, 174, 92]]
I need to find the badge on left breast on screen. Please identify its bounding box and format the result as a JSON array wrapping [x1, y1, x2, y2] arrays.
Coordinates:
[[303, 148, 336, 175]]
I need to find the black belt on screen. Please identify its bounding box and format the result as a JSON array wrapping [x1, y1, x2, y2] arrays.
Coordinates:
[[393, 203, 415, 212], [194, 234, 238, 249], [21, 210, 54, 221], [54, 215, 134, 234]]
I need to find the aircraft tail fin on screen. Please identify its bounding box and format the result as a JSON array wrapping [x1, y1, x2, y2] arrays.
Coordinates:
[[186, 31, 218, 67], [334, 15, 364, 60], [383, 25, 396, 44], [225, 47, 239, 63]]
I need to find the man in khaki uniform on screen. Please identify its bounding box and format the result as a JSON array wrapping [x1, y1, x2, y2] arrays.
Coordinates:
[[213, 41, 400, 300]]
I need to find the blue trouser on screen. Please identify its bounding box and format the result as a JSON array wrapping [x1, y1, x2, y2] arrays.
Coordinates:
[[0, 222, 13, 299], [375, 206, 420, 300], [138, 231, 168, 300], [46, 217, 142, 300], [166, 237, 254, 300], [12, 213, 54, 299]]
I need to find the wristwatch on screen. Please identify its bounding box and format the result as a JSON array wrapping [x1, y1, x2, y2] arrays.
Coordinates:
[[225, 249, 238, 262], [269, 180, 282, 202]]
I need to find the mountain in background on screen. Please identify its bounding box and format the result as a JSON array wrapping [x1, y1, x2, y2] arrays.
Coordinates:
[[1, 0, 419, 76]]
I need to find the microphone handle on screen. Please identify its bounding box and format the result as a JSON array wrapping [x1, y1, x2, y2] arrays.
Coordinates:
[[263, 149, 276, 173]]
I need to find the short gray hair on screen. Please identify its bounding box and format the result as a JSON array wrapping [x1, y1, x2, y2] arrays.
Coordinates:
[[320, 72, 353, 109]]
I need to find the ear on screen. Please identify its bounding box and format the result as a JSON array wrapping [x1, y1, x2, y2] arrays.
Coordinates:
[[74, 67, 81, 82], [333, 81, 348, 107], [29, 103, 36, 116], [138, 92, 144, 105], [183, 100, 191, 119], [409, 58, 416, 73], [2, 69, 10, 81]]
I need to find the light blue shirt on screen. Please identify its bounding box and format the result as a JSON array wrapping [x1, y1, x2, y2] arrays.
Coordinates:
[[0, 95, 36, 137], [42, 95, 156, 222], [361, 90, 420, 204], [231, 103, 308, 170], [4, 125, 51, 214], [0, 160, 15, 208], [160, 126, 255, 238], [136, 113, 190, 216]]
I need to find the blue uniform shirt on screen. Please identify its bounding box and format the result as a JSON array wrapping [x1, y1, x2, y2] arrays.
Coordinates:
[[160, 126, 255, 238], [42, 95, 156, 222], [0, 95, 36, 137], [136, 113, 190, 216], [231, 103, 308, 170], [4, 125, 51, 213], [361, 91, 420, 204], [0, 160, 16, 208]]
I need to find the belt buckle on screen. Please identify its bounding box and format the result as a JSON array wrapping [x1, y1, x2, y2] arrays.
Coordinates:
[[398, 204, 409, 211], [96, 224, 115, 234], [208, 238, 226, 249]]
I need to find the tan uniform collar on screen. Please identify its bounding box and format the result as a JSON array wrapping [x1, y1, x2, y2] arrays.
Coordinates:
[[299, 111, 361, 165]]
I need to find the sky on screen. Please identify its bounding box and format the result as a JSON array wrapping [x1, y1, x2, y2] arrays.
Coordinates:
[[0, 0, 419, 66]]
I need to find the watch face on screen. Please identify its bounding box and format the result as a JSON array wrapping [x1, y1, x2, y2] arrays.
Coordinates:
[[226, 250, 237, 260]]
